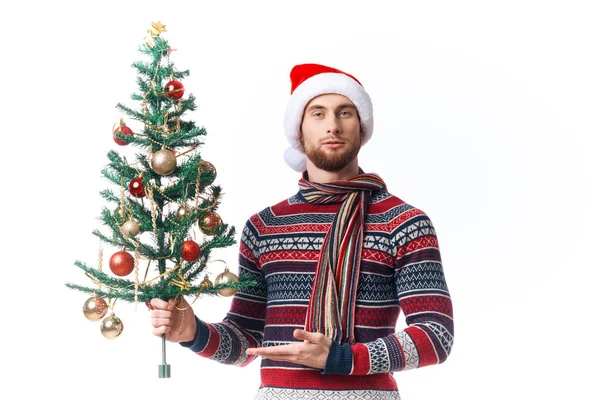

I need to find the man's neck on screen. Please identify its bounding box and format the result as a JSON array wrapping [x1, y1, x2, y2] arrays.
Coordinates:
[[305, 159, 360, 183]]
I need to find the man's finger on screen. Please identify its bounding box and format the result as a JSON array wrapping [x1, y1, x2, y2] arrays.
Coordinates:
[[293, 329, 326, 343], [152, 326, 171, 336], [151, 318, 172, 328], [150, 298, 169, 310], [246, 344, 298, 357], [151, 310, 172, 319]]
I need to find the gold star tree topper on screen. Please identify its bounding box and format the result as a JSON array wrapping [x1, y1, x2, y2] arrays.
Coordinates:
[[148, 21, 167, 37]]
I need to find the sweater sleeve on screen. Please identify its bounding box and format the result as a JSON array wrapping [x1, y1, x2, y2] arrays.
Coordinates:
[[180, 221, 267, 367], [324, 210, 454, 375]]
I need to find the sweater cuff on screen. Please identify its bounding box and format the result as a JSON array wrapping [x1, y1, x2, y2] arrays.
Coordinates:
[[322, 341, 353, 375], [179, 316, 210, 353]]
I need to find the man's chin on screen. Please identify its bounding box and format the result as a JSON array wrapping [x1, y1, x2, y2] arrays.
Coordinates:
[[305, 146, 360, 172], [308, 156, 353, 172]]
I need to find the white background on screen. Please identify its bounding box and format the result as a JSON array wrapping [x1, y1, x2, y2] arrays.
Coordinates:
[[2, 1, 598, 399]]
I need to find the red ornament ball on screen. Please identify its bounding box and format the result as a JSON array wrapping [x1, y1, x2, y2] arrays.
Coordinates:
[[199, 211, 222, 236], [128, 177, 146, 198], [164, 80, 184, 99], [113, 124, 134, 146], [181, 240, 201, 262], [109, 251, 135, 276]]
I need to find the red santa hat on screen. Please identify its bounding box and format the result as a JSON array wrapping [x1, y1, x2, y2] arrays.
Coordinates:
[[283, 63, 374, 172]]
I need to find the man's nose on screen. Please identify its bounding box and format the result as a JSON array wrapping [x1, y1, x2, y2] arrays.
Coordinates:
[[326, 116, 341, 134]]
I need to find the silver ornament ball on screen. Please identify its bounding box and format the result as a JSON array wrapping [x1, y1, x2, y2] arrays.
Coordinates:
[[120, 220, 140, 238], [100, 314, 124, 339], [151, 149, 177, 175]]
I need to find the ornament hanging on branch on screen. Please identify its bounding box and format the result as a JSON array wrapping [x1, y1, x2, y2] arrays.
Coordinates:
[[128, 177, 146, 198], [109, 251, 135, 276], [113, 120, 134, 146], [164, 80, 184, 99], [83, 296, 108, 321], [151, 149, 177, 175], [176, 204, 191, 221], [199, 211, 222, 236], [181, 240, 200, 262], [101, 313, 124, 339], [120, 220, 140, 238], [200, 273, 213, 291], [215, 265, 239, 297], [198, 160, 217, 188]]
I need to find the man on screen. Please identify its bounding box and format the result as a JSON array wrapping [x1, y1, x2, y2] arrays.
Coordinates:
[[150, 63, 454, 399]]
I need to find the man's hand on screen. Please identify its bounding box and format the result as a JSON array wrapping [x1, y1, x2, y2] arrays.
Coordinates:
[[150, 297, 196, 343], [245, 329, 332, 369]]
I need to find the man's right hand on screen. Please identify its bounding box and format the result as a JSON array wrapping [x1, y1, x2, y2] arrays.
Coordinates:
[[150, 297, 197, 343]]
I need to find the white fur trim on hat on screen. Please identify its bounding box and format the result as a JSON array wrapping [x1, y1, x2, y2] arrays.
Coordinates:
[[283, 146, 307, 172], [282, 72, 374, 171]]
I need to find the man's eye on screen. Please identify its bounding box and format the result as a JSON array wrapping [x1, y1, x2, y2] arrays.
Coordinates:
[[313, 112, 323, 117]]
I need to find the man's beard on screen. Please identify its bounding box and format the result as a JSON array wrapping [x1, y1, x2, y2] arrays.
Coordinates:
[[304, 140, 361, 172]]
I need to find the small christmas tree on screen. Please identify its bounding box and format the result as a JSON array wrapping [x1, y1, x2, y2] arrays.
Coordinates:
[[66, 22, 253, 378]]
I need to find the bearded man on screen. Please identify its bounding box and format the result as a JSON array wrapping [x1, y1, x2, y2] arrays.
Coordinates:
[[150, 63, 454, 400]]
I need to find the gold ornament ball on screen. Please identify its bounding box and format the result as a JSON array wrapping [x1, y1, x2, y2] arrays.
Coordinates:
[[199, 211, 222, 236], [83, 296, 108, 321], [100, 314, 124, 339], [176, 205, 191, 221], [198, 160, 217, 186], [200, 274, 213, 291], [151, 149, 177, 175], [120, 220, 140, 238], [215, 267, 239, 297]]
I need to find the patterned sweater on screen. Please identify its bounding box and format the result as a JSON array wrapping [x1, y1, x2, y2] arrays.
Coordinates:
[[181, 188, 454, 399]]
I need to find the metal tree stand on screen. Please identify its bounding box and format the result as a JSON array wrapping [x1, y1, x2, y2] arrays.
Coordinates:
[[159, 333, 171, 378]]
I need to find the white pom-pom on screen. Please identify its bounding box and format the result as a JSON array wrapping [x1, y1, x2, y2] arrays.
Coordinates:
[[283, 146, 306, 172]]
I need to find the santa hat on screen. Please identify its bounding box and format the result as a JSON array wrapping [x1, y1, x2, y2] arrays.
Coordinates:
[[283, 63, 374, 172]]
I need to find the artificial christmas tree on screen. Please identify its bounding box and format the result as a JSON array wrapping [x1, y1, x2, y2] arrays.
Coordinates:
[[66, 22, 253, 378]]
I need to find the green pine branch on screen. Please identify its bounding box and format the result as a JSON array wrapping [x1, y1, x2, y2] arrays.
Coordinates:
[[67, 27, 255, 310]]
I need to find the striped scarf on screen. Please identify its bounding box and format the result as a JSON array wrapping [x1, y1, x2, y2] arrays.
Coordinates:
[[299, 170, 386, 344]]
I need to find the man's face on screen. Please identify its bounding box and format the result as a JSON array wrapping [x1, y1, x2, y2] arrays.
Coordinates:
[[299, 93, 362, 172]]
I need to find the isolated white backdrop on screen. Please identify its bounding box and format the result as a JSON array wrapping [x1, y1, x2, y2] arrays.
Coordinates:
[[2, 1, 598, 399]]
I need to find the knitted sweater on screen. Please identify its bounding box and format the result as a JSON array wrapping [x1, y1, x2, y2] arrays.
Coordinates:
[[181, 188, 454, 399]]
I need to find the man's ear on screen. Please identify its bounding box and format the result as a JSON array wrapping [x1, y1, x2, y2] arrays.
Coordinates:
[[299, 131, 305, 150]]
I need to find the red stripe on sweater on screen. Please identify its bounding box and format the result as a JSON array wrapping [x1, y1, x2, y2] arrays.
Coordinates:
[[198, 324, 220, 358], [389, 207, 424, 230], [400, 295, 453, 317], [239, 241, 255, 262], [251, 214, 331, 235], [260, 250, 319, 265], [350, 343, 371, 375], [397, 235, 439, 259], [406, 326, 438, 367], [266, 305, 307, 325], [366, 194, 406, 213], [355, 305, 400, 327], [362, 249, 395, 265], [270, 200, 341, 216], [260, 368, 397, 390]]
